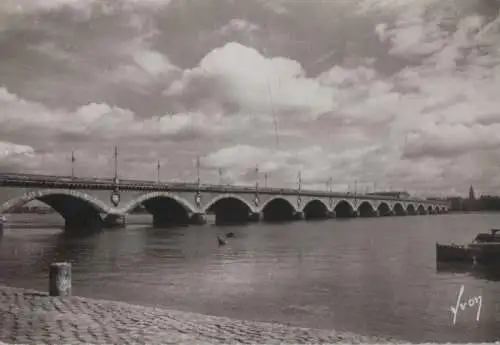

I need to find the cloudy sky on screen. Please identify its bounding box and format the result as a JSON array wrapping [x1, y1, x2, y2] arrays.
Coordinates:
[[1, 0, 500, 196]]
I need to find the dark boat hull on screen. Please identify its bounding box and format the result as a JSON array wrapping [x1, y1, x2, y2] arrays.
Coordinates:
[[468, 243, 500, 265], [436, 243, 472, 262]]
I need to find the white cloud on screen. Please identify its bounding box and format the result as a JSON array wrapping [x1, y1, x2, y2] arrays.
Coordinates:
[[0, 0, 98, 13], [0, 86, 266, 143], [0, 141, 34, 158], [0, 0, 172, 14], [165, 42, 335, 120], [108, 34, 181, 88]]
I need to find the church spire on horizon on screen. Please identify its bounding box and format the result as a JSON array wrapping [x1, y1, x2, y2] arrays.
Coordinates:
[[469, 185, 476, 201]]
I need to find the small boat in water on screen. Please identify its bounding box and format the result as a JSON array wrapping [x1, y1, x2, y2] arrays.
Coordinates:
[[437, 229, 500, 265], [468, 229, 500, 265]]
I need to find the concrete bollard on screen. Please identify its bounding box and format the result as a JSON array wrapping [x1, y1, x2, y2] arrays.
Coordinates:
[[49, 262, 72, 297]]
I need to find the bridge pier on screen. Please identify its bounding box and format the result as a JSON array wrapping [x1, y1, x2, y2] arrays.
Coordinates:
[[358, 210, 378, 217], [214, 212, 250, 226], [326, 211, 336, 219], [103, 213, 126, 229], [190, 212, 207, 225], [0, 215, 4, 238], [248, 212, 262, 222], [152, 213, 190, 228], [293, 211, 305, 221]]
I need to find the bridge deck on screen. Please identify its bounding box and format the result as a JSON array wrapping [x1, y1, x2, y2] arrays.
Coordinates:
[[0, 173, 448, 206]]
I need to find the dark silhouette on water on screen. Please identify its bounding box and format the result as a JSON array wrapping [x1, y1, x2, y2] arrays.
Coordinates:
[[217, 235, 227, 246], [226, 232, 235, 238]]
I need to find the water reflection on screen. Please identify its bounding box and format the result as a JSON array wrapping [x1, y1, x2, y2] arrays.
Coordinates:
[[437, 261, 500, 282]]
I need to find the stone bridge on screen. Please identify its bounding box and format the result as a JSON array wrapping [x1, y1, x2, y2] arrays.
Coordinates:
[[0, 173, 449, 235]]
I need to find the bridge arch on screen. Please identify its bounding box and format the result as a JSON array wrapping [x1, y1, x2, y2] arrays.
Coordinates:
[[417, 204, 426, 215], [427, 205, 434, 214], [261, 197, 297, 222], [302, 199, 330, 220], [122, 192, 196, 228], [204, 194, 255, 225], [434, 205, 440, 214], [0, 189, 110, 234], [357, 201, 377, 217], [406, 203, 417, 215], [393, 202, 406, 216], [377, 202, 392, 216], [334, 200, 355, 218]]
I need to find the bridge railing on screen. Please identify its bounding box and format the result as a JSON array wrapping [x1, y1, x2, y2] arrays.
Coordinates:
[[0, 172, 450, 206]]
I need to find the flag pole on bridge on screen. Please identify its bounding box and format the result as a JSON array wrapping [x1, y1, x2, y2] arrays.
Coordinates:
[[298, 171, 302, 193], [264, 172, 268, 188]]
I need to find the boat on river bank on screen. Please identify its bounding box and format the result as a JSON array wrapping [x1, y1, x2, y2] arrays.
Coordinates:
[[436, 229, 500, 265], [436, 243, 471, 262]]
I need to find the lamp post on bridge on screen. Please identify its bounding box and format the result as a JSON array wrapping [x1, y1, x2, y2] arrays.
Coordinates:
[[264, 172, 268, 188], [156, 160, 161, 183], [327, 177, 333, 211], [110, 145, 120, 207], [196, 156, 201, 189], [298, 171, 302, 192], [254, 165, 260, 207], [326, 177, 333, 193], [70, 151, 75, 179], [195, 156, 202, 208], [113, 145, 119, 184], [296, 170, 303, 209], [354, 179, 358, 214]]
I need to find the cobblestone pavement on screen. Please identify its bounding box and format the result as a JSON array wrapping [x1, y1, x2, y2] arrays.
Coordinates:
[[0, 285, 401, 344]]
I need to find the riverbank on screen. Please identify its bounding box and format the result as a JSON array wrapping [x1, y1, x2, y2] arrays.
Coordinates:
[[0, 284, 401, 344]]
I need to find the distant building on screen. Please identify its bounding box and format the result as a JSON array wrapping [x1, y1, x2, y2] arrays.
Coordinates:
[[448, 197, 466, 212]]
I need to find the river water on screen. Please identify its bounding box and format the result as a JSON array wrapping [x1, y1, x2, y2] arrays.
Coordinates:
[[1, 213, 500, 342]]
